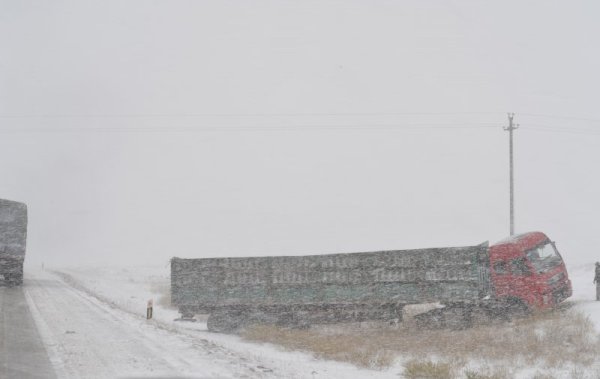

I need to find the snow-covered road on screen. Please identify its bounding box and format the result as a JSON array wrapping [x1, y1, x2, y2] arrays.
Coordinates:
[[17, 263, 600, 378], [18, 269, 390, 379], [0, 285, 56, 379], [22, 272, 277, 379]]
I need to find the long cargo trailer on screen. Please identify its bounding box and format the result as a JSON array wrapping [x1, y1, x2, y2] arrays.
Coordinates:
[[172, 243, 492, 331], [172, 232, 572, 332], [0, 199, 28, 286]]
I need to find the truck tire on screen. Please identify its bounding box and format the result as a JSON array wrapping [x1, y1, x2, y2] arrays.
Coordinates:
[[11, 274, 23, 286], [469, 306, 493, 326], [506, 298, 530, 319], [207, 310, 245, 333], [414, 305, 472, 330], [4, 273, 22, 287]]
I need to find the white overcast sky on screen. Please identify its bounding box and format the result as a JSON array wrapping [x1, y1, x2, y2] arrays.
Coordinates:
[[1, 1, 599, 267]]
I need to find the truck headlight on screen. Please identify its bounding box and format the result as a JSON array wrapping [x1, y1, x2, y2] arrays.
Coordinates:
[[543, 294, 550, 304]]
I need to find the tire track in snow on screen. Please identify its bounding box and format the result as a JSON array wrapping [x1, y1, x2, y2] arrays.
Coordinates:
[[52, 270, 277, 376], [27, 271, 276, 378]]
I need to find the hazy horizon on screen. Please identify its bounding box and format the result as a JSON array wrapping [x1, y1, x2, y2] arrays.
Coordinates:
[[2, 1, 599, 268]]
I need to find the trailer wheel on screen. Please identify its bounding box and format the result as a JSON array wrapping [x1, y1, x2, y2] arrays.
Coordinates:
[[414, 305, 472, 330], [4, 273, 22, 287], [469, 306, 493, 326], [207, 310, 245, 333], [506, 298, 530, 319]]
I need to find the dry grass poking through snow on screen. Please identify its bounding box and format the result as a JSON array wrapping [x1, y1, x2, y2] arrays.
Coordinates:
[[403, 360, 456, 379], [241, 308, 600, 371], [244, 324, 396, 369]]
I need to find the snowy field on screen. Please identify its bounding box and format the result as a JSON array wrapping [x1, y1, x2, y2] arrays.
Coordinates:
[[25, 263, 600, 379], [565, 263, 600, 329]]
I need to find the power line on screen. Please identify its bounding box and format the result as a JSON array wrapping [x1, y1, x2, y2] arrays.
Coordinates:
[[522, 127, 600, 136], [519, 113, 600, 124], [0, 123, 501, 133], [525, 124, 600, 130], [3, 112, 599, 135], [0, 111, 505, 119]]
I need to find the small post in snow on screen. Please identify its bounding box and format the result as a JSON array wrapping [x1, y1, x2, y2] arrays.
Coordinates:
[[147, 299, 153, 319]]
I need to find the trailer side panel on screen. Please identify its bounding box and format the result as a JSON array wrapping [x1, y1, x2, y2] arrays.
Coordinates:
[[172, 243, 490, 313]]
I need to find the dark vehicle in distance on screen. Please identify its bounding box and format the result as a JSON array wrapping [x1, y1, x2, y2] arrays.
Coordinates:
[[0, 199, 28, 286]]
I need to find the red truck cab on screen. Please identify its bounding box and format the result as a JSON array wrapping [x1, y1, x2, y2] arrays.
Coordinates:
[[489, 231, 572, 310]]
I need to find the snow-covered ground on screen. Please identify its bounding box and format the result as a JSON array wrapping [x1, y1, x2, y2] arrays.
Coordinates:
[[566, 263, 600, 332], [25, 267, 400, 379], [25, 262, 600, 378]]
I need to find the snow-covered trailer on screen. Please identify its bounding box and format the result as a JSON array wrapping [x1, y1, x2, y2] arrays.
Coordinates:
[[0, 199, 28, 286], [171, 243, 491, 332]]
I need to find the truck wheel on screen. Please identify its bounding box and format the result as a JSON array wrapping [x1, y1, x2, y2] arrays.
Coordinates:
[[12, 274, 23, 286], [506, 298, 530, 319], [445, 305, 472, 330], [207, 311, 244, 333], [4, 274, 22, 287], [414, 305, 472, 330], [469, 306, 492, 326], [414, 308, 446, 329]]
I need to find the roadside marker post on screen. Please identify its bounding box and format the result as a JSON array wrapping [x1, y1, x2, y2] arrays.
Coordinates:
[[147, 299, 153, 319]]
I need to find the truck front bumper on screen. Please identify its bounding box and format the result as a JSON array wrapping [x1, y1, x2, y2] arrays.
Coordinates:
[[551, 280, 572, 305]]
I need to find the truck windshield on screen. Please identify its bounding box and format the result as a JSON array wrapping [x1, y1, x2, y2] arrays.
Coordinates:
[[526, 241, 562, 273]]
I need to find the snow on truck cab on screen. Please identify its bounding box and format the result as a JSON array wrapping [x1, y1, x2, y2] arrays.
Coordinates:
[[489, 231, 572, 310]]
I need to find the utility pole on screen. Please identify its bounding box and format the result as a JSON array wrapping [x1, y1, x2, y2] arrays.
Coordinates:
[[504, 113, 518, 236]]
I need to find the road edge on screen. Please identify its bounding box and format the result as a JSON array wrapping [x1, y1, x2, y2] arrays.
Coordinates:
[[24, 283, 69, 379]]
